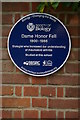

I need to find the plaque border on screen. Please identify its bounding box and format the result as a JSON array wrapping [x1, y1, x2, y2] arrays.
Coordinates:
[[7, 13, 71, 77]]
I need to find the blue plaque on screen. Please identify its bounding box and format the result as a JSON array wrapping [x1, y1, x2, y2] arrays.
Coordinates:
[[8, 13, 71, 76]]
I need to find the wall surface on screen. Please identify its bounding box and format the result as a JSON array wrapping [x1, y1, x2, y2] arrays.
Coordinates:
[[1, 2, 80, 119]]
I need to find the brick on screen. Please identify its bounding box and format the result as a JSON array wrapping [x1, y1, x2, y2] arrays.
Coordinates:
[[14, 111, 21, 118], [0, 74, 2, 84], [21, 13, 29, 17], [41, 87, 55, 97], [65, 88, 79, 98], [48, 12, 58, 18], [79, 52, 80, 62], [24, 110, 38, 118], [2, 14, 12, 25], [65, 63, 79, 73], [0, 110, 1, 117], [65, 111, 78, 118], [48, 75, 78, 85], [32, 3, 40, 12], [0, 50, 2, 60], [15, 14, 21, 22], [2, 86, 13, 96], [2, 98, 30, 108], [0, 86, 2, 95], [0, 98, 2, 108], [57, 111, 64, 118], [2, 38, 7, 48], [2, 49, 10, 60], [57, 87, 63, 97], [2, 74, 30, 84], [56, 66, 65, 74], [2, 61, 14, 72], [2, 3, 30, 12], [32, 77, 47, 85], [67, 26, 80, 36], [41, 110, 56, 118], [0, 61, 2, 72], [2, 110, 12, 118], [2, 26, 12, 37], [16, 67, 23, 73], [32, 98, 47, 108], [15, 86, 22, 96], [67, 14, 79, 26], [79, 111, 80, 118], [69, 50, 78, 61], [49, 99, 78, 109], [59, 14, 66, 24], [24, 86, 39, 96], [0, 39, 2, 48], [72, 38, 79, 48]]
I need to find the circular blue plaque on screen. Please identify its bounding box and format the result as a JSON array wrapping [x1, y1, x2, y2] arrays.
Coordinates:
[[8, 13, 71, 76]]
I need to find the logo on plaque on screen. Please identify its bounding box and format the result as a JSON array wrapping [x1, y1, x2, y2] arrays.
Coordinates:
[[27, 23, 35, 32], [8, 13, 71, 76]]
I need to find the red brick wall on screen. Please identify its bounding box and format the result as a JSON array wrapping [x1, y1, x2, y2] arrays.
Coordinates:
[[1, 2, 80, 119]]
